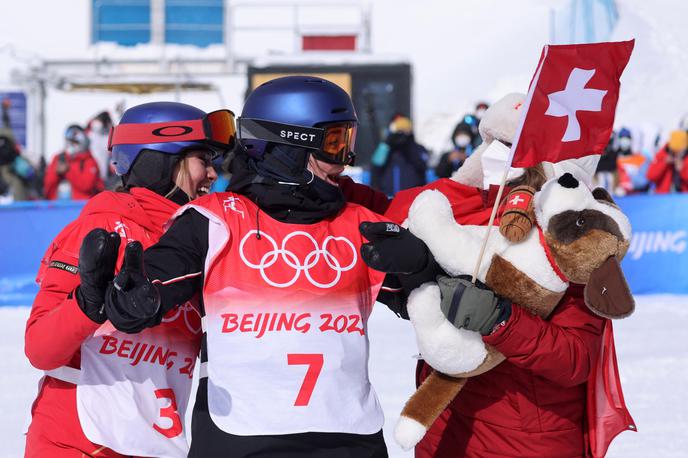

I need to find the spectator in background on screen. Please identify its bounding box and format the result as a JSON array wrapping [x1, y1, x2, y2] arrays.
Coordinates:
[[465, 101, 489, 150], [475, 101, 488, 117], [44, 125, 104, 200], [647, 130, 688, 193], [86, 111, 114, 184], [0, 130, 27, 200], [435, 121, 474, 178], [0, 98, 35, 201], [616, 127, 650, 195], [371, 114, 428, 196], [594, 135, 618, 193]]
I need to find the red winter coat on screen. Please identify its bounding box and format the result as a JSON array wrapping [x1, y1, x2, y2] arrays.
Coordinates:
[[646, 145, 688, 193], [24, 188, 181, 458], [386, 179, 635, 458], [43, 150, 104, 200]]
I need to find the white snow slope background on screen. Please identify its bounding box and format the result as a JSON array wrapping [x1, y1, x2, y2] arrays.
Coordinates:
[[2, 295, 687, 457]]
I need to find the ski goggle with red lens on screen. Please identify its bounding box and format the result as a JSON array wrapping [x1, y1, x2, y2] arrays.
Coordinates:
[[238, 117, 357, 165], [108, 109, 236, 152]]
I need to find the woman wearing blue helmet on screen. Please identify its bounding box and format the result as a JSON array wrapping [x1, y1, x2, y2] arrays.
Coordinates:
[[25, 102, 236, 458], [79, 76, 391, 457]]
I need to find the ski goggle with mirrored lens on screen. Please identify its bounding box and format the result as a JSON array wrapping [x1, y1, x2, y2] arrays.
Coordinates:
[[108, 109, 236, 151], [238, 117, 357, 165]]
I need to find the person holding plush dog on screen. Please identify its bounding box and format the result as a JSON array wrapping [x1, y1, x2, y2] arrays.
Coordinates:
[[361, 94, 634, 458]]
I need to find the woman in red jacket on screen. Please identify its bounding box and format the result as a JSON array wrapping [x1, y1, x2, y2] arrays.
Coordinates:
[[363, 177, 634, 458], [44, 125, 105, 200], [647, 130, 688, 194], [24, 102, 236, 458]]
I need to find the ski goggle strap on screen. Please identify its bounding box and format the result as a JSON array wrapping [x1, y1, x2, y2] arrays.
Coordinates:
[[238, 118, 357, 164], [108, 109, 236, 151]]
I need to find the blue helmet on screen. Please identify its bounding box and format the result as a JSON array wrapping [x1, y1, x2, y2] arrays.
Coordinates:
[[238, 76, 358, 161], [111, 101, 209, 175]]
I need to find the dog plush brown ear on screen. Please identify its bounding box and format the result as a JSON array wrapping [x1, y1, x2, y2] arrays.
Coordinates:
[[592, 187, 616, 205], [584, 256, 635, 318], [500, 185, 536, 243]]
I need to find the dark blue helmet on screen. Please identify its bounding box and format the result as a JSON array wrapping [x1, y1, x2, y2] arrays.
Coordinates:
[[111, 101, 209, 175], [238, 76, 358, 160]]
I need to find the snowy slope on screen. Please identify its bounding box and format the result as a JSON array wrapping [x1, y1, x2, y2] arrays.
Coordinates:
[[2, 295, 687, 457]]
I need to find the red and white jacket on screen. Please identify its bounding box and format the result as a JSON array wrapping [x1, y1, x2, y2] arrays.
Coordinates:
[[25, 188, 201, 458]]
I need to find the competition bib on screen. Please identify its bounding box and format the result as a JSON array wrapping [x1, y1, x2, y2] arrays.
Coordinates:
[[186, 193, 385, 435], [77, 302, 200, 457]]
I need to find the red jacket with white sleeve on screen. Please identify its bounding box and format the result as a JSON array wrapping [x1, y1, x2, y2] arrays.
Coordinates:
[[24, 188, 186, 458]]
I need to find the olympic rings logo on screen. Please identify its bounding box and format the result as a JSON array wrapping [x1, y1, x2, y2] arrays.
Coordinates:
[[162, 301, 202, 335], [239, 230, 357, 288]]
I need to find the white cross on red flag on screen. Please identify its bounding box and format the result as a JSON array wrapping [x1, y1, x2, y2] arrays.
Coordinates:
[[509, 40, 634, 168]]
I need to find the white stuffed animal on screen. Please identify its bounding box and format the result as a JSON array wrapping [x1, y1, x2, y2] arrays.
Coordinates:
[[394, 172, 635, 450]]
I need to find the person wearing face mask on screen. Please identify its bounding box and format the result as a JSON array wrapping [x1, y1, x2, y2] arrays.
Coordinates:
[[468, 102, 489, 149], [616, 127, 652, 195], [435, 121, 475, 178], [594, 134, 619, 193], [474, 101, 488, 121], [76, 76, 393, 457], [44, 125, 105, 200], [371, 114, 429, 197], [647, 129, 688, 193], [24, 102, 236, 458], [86, 111, 115, 183]]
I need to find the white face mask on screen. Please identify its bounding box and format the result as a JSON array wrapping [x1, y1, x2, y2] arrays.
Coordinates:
[[455, 135, 471, 148], [480, 140, 524, 189], [65, 143, 79, 154], [90, 120, 105, 134], [618, 137, 632, 150], [475, 108, 486, 120]]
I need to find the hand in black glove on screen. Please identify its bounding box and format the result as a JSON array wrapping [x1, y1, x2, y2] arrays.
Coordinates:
[[76, 229, 121, 324], [104, 241, 161, 334], [359, 222, 430, 274], [437, 275, 512, 336]]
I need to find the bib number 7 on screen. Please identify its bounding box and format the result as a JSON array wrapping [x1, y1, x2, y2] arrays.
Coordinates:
[[287, 353, 324, 406]]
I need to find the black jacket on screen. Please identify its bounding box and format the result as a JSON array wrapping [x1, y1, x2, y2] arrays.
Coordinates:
[[371, 133, 428, 196]]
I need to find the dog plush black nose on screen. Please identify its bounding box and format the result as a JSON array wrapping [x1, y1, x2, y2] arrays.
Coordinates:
[[558, 173, 579, 189]]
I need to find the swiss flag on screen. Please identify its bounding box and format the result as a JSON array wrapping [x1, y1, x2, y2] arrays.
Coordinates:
[[510, 40, 634, 168]]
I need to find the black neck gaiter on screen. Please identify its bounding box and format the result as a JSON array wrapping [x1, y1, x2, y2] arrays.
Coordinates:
[[228, 148, 345, 224]]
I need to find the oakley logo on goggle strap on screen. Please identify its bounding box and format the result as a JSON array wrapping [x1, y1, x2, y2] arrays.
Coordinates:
[[109, 110, 236, 150], [238, 118, 324, 150], [152, 125, 195, 137]]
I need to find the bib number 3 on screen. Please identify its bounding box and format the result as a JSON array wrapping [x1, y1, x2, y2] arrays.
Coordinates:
[[153, 388, 183, 438], [287, 353, 324, 406]]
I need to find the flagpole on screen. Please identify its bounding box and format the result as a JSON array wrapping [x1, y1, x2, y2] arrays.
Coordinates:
[[470, 45, 550, 284], [470, 167, 510, 283]]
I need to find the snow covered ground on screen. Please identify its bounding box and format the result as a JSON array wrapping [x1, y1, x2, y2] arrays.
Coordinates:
[[2, 295, 687, 457]]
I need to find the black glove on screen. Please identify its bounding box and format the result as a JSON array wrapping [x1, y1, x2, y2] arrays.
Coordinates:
[[76, 229, 121, 324], [437, 275, 512, 336], [360, 222, 430, 274], [104, 241, 161, 334]]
